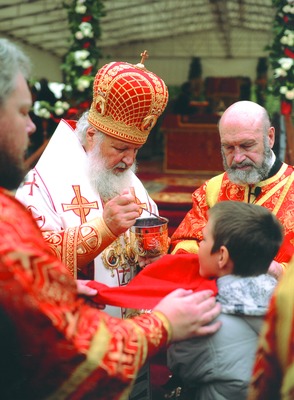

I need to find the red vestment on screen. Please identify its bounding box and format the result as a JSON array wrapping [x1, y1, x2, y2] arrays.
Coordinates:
[[0, 188, 170, 400], [171, 164, 294, 269]]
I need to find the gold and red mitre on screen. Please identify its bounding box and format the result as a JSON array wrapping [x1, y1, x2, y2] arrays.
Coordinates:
[[88, 51, 169, 145]]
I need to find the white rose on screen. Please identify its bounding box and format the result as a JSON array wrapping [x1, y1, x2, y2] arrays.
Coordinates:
[[77, 77, 90, 92], [280, 86, 288, 94], [75, 5, 87, 13], [82, 60, 92, 69], [83, 28, 93, 38], [62, 102, 70, 110], [285, 90, 294, 100], [279, 58, 293, 70], [80, 50, 89, 59], [33, 101, 41, 113], [280, 36, 288, 45], [274, 68, 287, 77], [77, 83, 86, 92], [55, 108, 64, 116], [80, 22, 91, 32], [74, 50, 89, 65], [40, 109, 51, 119], [79, 22, 93, 38], [75, 31, 84, 40]]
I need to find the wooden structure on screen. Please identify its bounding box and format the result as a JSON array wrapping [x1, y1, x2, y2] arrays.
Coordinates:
[[161, 114, 223, 175]]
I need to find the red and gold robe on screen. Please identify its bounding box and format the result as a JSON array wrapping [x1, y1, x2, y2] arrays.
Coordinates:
[[0, 188, 170, 400], [171, 164, 294, 270], [247, 257, 294, 400]]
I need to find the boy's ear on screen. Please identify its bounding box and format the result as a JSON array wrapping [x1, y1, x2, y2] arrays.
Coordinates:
[[218, 245, 234, 274]]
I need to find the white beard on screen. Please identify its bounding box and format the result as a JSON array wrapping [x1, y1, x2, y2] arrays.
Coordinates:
[[87, 146, 137, 201]]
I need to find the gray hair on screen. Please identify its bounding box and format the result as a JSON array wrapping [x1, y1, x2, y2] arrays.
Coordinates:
[[75, 111, 105, 146], [0, 38, 31, 107]]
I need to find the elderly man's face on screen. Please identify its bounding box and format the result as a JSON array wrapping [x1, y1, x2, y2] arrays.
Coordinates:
[[220, 118, 274, 185], [98, 135, 142, 173], [86, 132, 141, 200]]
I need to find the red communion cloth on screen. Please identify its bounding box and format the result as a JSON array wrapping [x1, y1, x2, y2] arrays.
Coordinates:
[[87, 253, 217, 309]]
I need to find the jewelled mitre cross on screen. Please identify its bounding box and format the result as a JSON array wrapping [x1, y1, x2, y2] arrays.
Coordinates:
[[140, 50, 149, 64], [136, 50, 149, 69]]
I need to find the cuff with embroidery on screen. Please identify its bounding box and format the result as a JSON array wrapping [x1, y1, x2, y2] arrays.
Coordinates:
[[152, 310, 173, 344], [90, 216, 117, 243], [76, 217, 117, 268]]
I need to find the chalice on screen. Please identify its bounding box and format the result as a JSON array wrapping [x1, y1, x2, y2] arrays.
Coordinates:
[[130, 217, 169, 258]]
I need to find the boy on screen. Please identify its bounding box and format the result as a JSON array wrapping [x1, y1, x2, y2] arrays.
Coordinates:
[[167, 201, 283, 400]]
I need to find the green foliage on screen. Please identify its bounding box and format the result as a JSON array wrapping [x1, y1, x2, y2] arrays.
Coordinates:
[[61, 0, 105, 105], [266, 0, 294, 104]]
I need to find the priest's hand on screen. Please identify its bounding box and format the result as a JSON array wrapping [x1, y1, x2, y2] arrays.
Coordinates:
[[153, 289, 222, 342], [76, 280, 105, 309], [138, 254, 163, 268], [103, 189, 140, 236], [76, 279, 98, 296]]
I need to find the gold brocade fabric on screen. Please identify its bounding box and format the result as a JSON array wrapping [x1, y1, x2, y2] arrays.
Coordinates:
[[171, 164, 294, 269], [101, 234, 138, 279], [0, 188, 170, 399], [88, 61, 169, 145]]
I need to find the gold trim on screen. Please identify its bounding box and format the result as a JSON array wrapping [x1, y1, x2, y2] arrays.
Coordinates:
[[152, 311, 173, 344], [276, 258, 294, 370], [254, 176, 288, 211], [206, 173, 224, 208], [63, 227, 79, 279], [75, 217, 116, 271], [272, 173, 294, 215], [258, 163, 288, 186], [171, 240, 199, 255]]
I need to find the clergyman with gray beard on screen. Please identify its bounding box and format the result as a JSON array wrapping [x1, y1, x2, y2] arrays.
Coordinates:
[[170, 100, 294, 281]]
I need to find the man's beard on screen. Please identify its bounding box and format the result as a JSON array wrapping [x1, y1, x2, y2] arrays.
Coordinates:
[[87, 147, 137, 201], [0, 145, 25, 191], [222, 139, 273, 185]]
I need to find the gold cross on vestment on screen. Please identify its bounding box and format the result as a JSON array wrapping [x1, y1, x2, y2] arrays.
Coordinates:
[[62, 185, 99, 224], [140, 50, 149, 65], [129, 187, 147, 214]]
